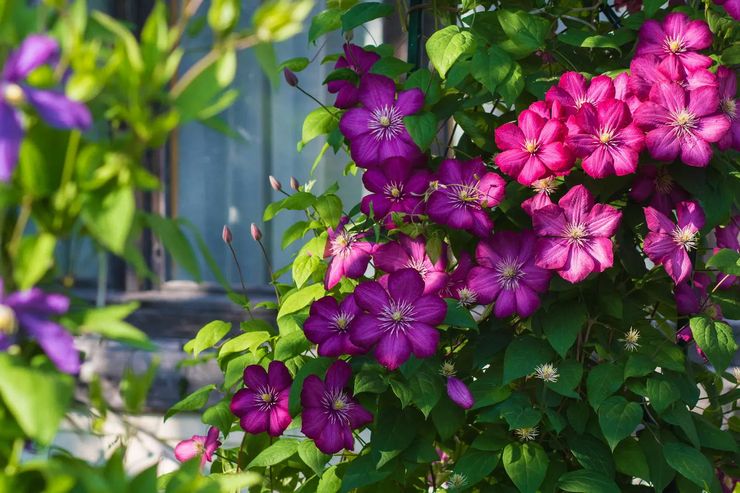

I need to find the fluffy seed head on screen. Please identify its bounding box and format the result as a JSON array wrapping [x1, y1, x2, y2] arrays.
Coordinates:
[[534, 363, 559, 383], [515, 427, 539, 441]]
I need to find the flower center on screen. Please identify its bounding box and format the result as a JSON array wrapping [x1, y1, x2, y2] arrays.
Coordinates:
[[665, 37, 684, 54], [0, 305, 17, 336], [3, 83, 24, 106], [574, 96, 589, 109], [721, 98, 737, 120], [532, 177, 557, 195], [333, 313, 353, 331], [331, 231, 357, 256], [384, 181, 404, 200], [599, 131, 613, 144], [654, 169, 674, 194], [405, 257, 429, 279], [253, 386, 278, 411], [322, 388, 353, 424], [524, 139, 539, 154], [564, 222, 589, 245], [457, 287, 477, 307], [669, 109, 697, 135], [368, 105, 403, 141], [495, 257, 524, 290], [448, 183, 480, 209], [379, 300, 416, 333], [671, 226, 698, 251], [261, 393, 274, 403]]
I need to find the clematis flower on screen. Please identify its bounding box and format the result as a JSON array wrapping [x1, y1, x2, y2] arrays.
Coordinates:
[[373, 234, 448, 294], [643, 200, 705, 284], [303, 294, 365, 357], [628, 55, 717, 103], [522, 177, 558, 217], [300, 360, 373, 454], [327, 44, 380, 109], [613, 72, 641, 114], [629, 164, 689, 216], [636, 12, 713, 74], [675, 272, 714, 315], [467, 230, 551, 317], [0, 280, 79, 374], [567, 99, 645, 178], [494, 109, 573, 186], [350, 269, 447, 370], [532, 185, 622, 284], [716, 66, 740, 152], [545, 72, 615, 119], [174, 427, 221, 466], [714, 216, 739, 289], [339, 74, 423, 168], [426, 157, 506, 237], [230, 361, 293, 437], [633, 82, 729, 167], [1, 35, 92, 181], [324, 217, 373, 289], [441, 252, 477, 306], [360, 157, 429, 226], [715, 0, 740, 20]]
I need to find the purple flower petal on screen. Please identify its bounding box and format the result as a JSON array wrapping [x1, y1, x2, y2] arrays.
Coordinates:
[[0, 102, 23, 182], [20, 316, 80, 374], [446, 376, 474, 409], [3, 35, 59, 82]]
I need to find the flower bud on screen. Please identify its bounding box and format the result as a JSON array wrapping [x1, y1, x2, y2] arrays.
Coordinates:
[[283, 69, 298, 87], [222, 225, 233, 244], [290, 176, 300, 191], [251, 223, 263, 242], [269, 175, 282, 191], [446, 376, 474, 409]]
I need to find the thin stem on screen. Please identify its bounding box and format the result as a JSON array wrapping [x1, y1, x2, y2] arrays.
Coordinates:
[[8, 195, 32, 257], [257, 239, 281, 304], [96, 248, 108, 307], [227, 243, 256, 320], [295, 85, 336, 118]]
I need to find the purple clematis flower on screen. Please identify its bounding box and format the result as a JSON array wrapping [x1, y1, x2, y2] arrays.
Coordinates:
[[545, 72, 615, 120], [532, 185, 622, 284], [629, 164, 689, 216], [327, 44, 380, 109], [360, 157, 430, 226], [230, 361, 293, 437], [350, 269, 447, 370], [675, 272, 722, 318], [467, 230, 551, 318], [613, 72, 642, 115], [567, 99, 645, 178], [0, 280, 79, 374], [522, 177, 558, 217], [441, 252, 477, 306], [628, 55, 717, 103], [300, 360, 373, 454], [174, 427, 221, 466], [303, 294, 365, 357], [717, 66, 740, 152], [446, 376, 474, 409], [324, 217, 374, 290], [1, 35, 92, 181], [636, 12, 713, 74], [373, 234, 448, 295], [426, 157, 506, 237], [713, 215, 739, 289], [643, 200, 705, 285], [633, 82, 729, 168], [715, 0, 740, 20], [339, 74, 424, 168]]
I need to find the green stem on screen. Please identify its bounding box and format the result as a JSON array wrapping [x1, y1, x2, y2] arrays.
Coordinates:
[[8, 195, 32, 258]]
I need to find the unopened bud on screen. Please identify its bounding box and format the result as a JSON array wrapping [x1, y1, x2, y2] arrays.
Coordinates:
[[283, 69, 298, 87], [269, 175, 282, 191], [222, 225, 233, 244], [251, 223, 263, 242], [290, 176, 300, 191]]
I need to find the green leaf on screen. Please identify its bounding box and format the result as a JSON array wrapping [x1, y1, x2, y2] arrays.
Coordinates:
[[597, 396, 643, 450], [497, 10, 549, 58], [404, 69, 441, 105], [309, 9, 341, 44], [690, 316, 738, 373], [302, 107, 340, 145], [373, 408, 419, 467], [317, 465, 342, 493], [624, 353, 655, 379], [0, 354, 74, 445], [298, 440, 330, 476], [541, 303, 587, 357], [341, 2, 394, 31], [82, 186, 135, 255], [264, 192, 318, 221], [279, 57, 310, 72], [248, 438, 300, 468], [470, 46, 513, 94], [662, 442, 718, 491], [645, 376, 680, 414], [354, 367, 388, 395], [13, 233, 56, 290], [557, 470, 620, 493], [568, 434, 615, 478], [586, 362, 624, 410], [431, 396, 465, 440], [389, 378, 413, 408], [274, 330, 310, 360], [453, 449, 500, 489], [403, 112, 437, 151], [546, 360, 582, 398], [218, 331, 271, 360], [339, 453, 393, 492], [278, 283, 326, 318], [145, 215, 201, 280], [558, 29, 635, 53], [202, 400, 234, 435], [165, 384, 216, 420], [210, 472, 262, 490], [425, 25, 476, 77], [442, 299, 477, 329], [502, 442, 549, 493], [187, 320, 231, 358], [694, 415, 737, 452], [663, 405, 700, 449], [639, 429, 675, 492], [613, 438, 650, 481], [315, 194, 343, 227], [370, 57, 414, 78], [407, 365, 443, 417], [120, 358, 159, 414], [91, 11, 143, 72], [706, 248, 740, 275], [503, 336, 553, 384]]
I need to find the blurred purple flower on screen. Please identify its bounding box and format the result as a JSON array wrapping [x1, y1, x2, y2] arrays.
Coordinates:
[[629, 164, 689, 216], [174, 427, 221, 466]]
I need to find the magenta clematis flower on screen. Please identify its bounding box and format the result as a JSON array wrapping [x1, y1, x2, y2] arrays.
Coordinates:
[[324, 217, 373, 289], [327, 44, 380, 109], [636, 12, 713, 74], [426, 157, 506, 237], [633, 82, 729, 167], [230, 361, 293, 437], [628, 55, 717, 103], [716, 66, 740, 152], [467, 230, 551, 317], [360, 157, 429, 226], [350, 269, 447, 370], [441, 252, 477, 305], [373, 234, 448, 294], [715, 0, 740, 20], [303, 294, 365, 357], [300, 360, 373, 454], [339, 74, 424, 168], [545, 72, 615, 119], [446, 376, 474, 409], [714, 216, 739, 289], [522, 177, 558, 217], [1, 35, 92, 181], [0, 280, 79, 374], [643, 200, 705, 285], [494, 109, 573, 186], [613, 72, 641, 114], [629, 164, 689, 216], [675, 272, 714, 315], [567, 99, 644, 178], [532, 185, 622, 284], [174, 427, 221, 466]]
